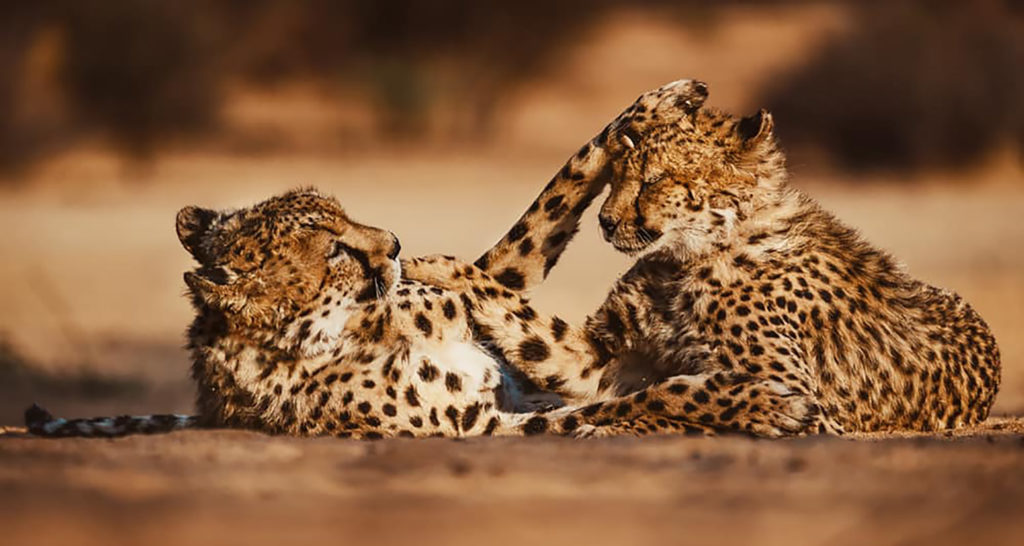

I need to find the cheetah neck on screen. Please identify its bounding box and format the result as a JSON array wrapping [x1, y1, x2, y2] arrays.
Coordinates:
[[187, 298, 394, 424]]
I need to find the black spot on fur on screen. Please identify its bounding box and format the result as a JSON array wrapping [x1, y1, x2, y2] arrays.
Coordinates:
[[514, 306, 536, 321], [551, 317, 568, 341], [483, 416, 500, 435], [668, 383, 688, 394], [523, 416, 549, 435], [418, 362, 439, 382], [461, 403, 481, 431], [442, 299, 457, 319], [519, 337, 550, 361], [518, 238, 535, 256], [545, 230, 569, 249], [445, 372, 463, 393], [543, 195, 564, 212], [414, 313, 433, 336], [508, 222, 528, 242], [495, 268, 525, 290], [444, 406, 460, 431], [405, 386, 420, 407]]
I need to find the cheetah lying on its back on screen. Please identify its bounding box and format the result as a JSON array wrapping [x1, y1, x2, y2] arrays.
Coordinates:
[[28, 82, 808, 438], [417, 79, 1001, 436], [26, 188, 569, 438]]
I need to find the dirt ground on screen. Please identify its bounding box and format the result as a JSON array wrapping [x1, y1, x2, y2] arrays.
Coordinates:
[[2, 5, 1024, 544], [2, 419, 1024, 546]]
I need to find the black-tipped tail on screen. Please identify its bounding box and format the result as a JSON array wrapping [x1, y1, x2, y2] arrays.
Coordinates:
[[24, 403, 54, 434], [23, 403, 200, 438]]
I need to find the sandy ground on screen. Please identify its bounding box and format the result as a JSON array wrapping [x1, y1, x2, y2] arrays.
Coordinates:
[[2, 419, 1024, 546], [1, 4, 1023, 543]]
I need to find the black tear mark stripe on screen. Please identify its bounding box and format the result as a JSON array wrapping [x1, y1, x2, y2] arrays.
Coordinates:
[[336, 242, 382, 303]]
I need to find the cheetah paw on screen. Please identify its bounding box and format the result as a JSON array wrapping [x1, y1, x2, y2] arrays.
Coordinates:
[[572, 424, 599, 439], [747, 381, 819, 438], [571, 424, 620, 439]]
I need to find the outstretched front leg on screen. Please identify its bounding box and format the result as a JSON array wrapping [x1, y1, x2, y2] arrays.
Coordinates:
[[403, 255, 606, 403], [403, 256, 698, 404], [475, 79, 709, 292]]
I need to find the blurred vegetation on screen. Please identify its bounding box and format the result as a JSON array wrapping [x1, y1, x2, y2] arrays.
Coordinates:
[[0, 1, 1021, 176], [0, 0, 612, 173], [762, 1, 1024, 172]]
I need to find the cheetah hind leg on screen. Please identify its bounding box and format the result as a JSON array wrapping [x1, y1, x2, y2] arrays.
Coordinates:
[[575, 390, 841, 438], [505, 372, 822, 439], [572, 414, 717, 439]]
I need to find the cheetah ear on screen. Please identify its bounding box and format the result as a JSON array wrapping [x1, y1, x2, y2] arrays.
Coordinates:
[[176, 206, 218, 257], [736, 109, 774, 147], [184, 270, 249, 311], [678, 80, 708, 115]]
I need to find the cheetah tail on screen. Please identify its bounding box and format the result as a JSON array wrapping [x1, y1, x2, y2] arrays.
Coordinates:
[[24, 403, 200, 438]]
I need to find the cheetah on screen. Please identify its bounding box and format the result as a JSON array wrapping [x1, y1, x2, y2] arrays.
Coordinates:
[[418, 79, 1001, 437], [26, 188, 805, 439], [25, 189, 546, 438], [26, 83, 809, 438]]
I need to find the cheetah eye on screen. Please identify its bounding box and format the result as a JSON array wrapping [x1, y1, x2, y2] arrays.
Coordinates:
[[327, 241, 350, 261]]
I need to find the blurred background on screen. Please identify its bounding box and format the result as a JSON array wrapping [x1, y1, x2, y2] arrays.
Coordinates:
[[1, 0, 1022, 424]]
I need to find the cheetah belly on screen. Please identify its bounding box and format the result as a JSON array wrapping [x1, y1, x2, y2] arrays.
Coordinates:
[[407, 339, 512, 408]]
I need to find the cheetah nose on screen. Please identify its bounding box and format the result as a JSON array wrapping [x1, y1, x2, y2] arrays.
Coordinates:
[[387, 234, 401, 260], [598, 215, 618, 240], [692, 80, 708, 97]]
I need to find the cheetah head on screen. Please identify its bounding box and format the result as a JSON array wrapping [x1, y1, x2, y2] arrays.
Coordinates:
[[176, 188, 401, 351], [598, 83, 786, 257]]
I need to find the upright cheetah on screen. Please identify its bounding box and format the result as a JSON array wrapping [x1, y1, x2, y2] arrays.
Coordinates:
[[431, 79, 1001, 436]]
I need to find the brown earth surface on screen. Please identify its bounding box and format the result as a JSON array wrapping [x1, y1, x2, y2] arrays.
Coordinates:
[[2, 419, 1024, 546]]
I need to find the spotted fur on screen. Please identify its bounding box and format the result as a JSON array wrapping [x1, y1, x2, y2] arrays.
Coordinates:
[[26, 82, 728, 440], [30, 189, 544, 439], [475, 79, 711, 292], [424, 79, 1001, 437]]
